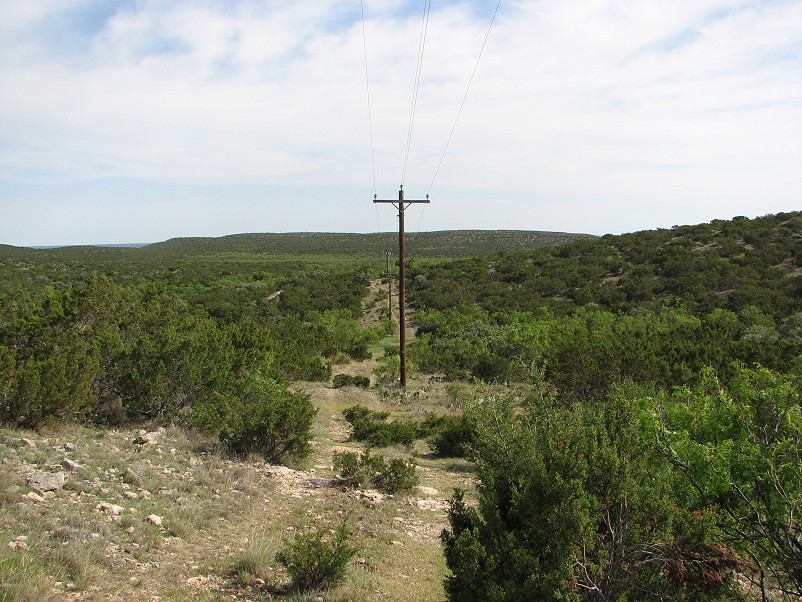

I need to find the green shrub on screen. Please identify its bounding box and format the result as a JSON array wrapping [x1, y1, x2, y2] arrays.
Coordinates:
[[425, 414, 475, 458], [440, 386, 738, 601], [342, 405, 416, 447], [651, 366, 802, 597], [0, 324, 100, 428], [374, 456, 418, 494], [381, 318, 397, 335], [332, 451, 363, 487], [193, 374, 317, 463], [275, 518, 358, 591], [332, 450, 418, 494], [346, 341, 371, 361], [342, 404, 383, 423], [332, 374, 371, 389]]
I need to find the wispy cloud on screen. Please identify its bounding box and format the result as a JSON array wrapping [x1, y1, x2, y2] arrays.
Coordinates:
[[1, 0, 800, 245]]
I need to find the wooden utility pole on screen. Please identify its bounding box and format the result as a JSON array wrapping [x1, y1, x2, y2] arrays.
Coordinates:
[[384, 249, 394, 320], [374, 185, 429, 387]]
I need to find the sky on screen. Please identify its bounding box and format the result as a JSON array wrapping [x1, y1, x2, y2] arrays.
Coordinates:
[[1, 0, 801, 247]]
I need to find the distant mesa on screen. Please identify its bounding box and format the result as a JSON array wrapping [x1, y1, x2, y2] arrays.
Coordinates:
[[4, 230, 595, 260]]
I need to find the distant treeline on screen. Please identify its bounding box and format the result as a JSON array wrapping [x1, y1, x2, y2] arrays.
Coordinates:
[[1, 229, 591, 262]]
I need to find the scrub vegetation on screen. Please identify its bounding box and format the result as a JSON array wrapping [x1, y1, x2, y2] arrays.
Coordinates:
[[1, 211, 800, 600]]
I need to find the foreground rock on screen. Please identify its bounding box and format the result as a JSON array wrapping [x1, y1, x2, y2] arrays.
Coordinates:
[[61, 458, 83, 472], [26, 470, 64, 493]]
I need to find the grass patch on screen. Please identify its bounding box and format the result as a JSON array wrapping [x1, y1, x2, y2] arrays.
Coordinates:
[[46, 539, 104, 591], [232, 535, 280, 586], [0, 548, 58, 602]]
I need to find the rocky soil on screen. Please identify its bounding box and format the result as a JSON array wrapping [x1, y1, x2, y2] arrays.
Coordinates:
[[0, 379, 468, 602]]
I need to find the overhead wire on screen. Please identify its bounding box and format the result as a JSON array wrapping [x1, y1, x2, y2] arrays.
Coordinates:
[[401, 0, 432, 187], [361, 0, 382, 235], [360, 0, 377, 199], [364, 0, 500, 234], [427, 0, 502, 197]]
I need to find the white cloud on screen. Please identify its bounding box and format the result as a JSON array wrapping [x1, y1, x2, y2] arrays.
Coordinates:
[[0, 0, 800, 245]]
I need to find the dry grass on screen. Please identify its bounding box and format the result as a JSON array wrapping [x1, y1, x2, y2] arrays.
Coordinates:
[[0, 369, 475, 601]]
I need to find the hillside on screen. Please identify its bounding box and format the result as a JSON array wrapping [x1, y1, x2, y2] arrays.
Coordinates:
[[0, 229, 594, 295], [139, 230, 594, 258], [409, 211, 802, 319], [405, 211, 802, 397], [0, 230, 593, 260]]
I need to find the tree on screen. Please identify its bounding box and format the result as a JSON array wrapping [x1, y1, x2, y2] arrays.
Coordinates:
[[441, 386, 736, 601], [649, 365, 802, 599], [0, 288, 99, 427]]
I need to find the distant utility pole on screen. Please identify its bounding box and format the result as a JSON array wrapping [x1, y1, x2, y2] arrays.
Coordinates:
[[384, 249, 394, 321], [374, 185, 430, 388]]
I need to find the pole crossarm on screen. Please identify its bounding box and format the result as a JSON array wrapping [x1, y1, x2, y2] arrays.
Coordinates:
[[372, 185, 429, 388], [373, 200, 430, 208]]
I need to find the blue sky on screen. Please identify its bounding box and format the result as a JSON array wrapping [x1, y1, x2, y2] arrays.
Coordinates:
[[1, 0, 800, 246]]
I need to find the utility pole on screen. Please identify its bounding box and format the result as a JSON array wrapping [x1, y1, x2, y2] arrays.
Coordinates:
[[374, 185, 429, 388], [384, 249, 393, 321]]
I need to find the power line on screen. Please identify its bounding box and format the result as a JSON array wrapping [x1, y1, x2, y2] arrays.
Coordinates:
[[360, 0, 377, 197], [417, 202, 427, 232], [428, 0, 501, 196], [401, 0, 431, 187]]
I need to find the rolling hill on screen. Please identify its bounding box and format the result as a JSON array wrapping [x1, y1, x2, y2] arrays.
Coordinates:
[[139, 230, 595, 258]]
